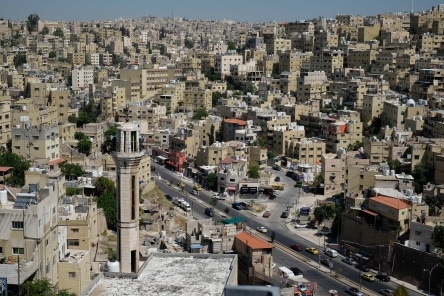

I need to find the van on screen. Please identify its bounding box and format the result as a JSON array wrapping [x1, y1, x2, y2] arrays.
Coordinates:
[[325, 248, 338, 258], [232, 202, 243, 210]]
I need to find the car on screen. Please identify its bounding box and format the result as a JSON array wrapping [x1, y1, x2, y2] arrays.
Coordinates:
[[379, 289, 393, 296], [165, 194, 173, 201], [295, 223, 307, 228], [360, 272, 375, 282], [204, 207, 214, 217], [273, 165, 281, 171], [355, 264, 370, 272], [307, 223, 318, 229], [269, 194, 277, 200], [346, 286, 364, 296], [321, 258, 333, 268], [177, 182, 185, 189], [305, 247, 319, 255], [375, 272, 391, 282], [193, 184, 202, 191], [275, 176, 280, 182], [190, 189, 199, 195], [257, 226, 267, 233], [290, 244, 302, 251], [297, 284, 308, 292], [232, 202, 244, 210], [318, 227, 332, 235], [213, 193, 227, 200], [342, 257, 358, 266], [289, 267, 303, 276], [262, 210, 271, 218], [280, 211, 289, 218]]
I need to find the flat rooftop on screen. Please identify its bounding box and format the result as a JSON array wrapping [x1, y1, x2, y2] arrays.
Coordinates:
[[86, 253, 236, 296]]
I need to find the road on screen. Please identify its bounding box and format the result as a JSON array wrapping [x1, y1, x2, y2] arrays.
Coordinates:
[[154, 164, 422, 296]]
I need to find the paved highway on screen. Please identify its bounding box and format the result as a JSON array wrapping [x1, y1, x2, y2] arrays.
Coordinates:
[[154, 164, 422, 296]]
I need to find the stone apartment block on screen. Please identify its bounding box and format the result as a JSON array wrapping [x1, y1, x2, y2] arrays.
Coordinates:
[[117, 103, 167, 129], [360, 93, 388, 126], [424, 110, 444, 138], [159, 113, 188, 130], [248, 146, 267, 170], [381, 99, 427, 130], [411, 68, 444, 102], [222, 118, 247, 141], [217, 156, 248, 193], [72, 67, 93, 89], [157, 81, 185, 114], [345, 164, 379, 202], [81, 123, 105, 156], [195, 141, 229, 167], [0, 102, 11, 147], [183, 88, 212, 110], [363, 136, 391, 164], [250, 111, 292, 147], [285, 138, 326, 165], [12, 122, 60, 164], [169, 128, 200, 158], [347, 49, 378, 68], [214, 53, 243, 77], [49, 88, 71, 123], [325, 119, 363, 153], [0, 181, 61, 288], [270, 126, 306, 156]]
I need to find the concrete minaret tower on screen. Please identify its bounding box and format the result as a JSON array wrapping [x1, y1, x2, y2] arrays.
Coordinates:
[[112, 123, 144, 273]]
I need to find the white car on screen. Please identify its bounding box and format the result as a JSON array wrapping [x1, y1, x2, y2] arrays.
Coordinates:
[[257, 226, 267, 233], [295, 223, 308, 228], [213, 193, 227, 200]]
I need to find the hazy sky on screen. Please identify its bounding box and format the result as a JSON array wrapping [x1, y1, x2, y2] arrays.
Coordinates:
[[1, 0, 440, 22]]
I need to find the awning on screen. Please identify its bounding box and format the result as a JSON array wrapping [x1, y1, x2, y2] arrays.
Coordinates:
[[226, 186, 237, 191], [190, 244, 203, 249], [362, 209, 378, 216], [48, 158, 66, 166]]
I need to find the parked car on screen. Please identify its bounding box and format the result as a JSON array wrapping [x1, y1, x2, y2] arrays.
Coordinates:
[[321, 258, 333, 268], [307, 223, 318, 229], [324, 248, 338, 258], [273, 165, 281, 171], [204, 207, 214, 217], [295, 223, 307, 228], [262, 210, 271, 218], [269, 194, 277, 200], [346, 287, 364, 296], [190, 189, 199, 195], [275, 176, 280, 182], [375, 272, 391, 282], [318, 227, 331, 235], [280, 211, 289, 218], [165, 194, 173, 201], [213, 193, 227, 200], [193, 184, 202, 191], [289, 267, 303, 276], [305, 247, 318, 255], [355, 264, 370, 272], [232, 202, 244, 210], [290, 244, 302, 251], [379, 289, 393, 296], [360, 272, 375, 282], [342, 257, 358, 266], [256, 226, 267, 233]]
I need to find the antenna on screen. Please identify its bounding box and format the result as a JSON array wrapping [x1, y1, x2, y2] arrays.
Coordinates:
[[411, 0, 414, 14]]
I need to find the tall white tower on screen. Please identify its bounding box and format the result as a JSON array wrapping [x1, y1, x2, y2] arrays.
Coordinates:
[[112, 122, 144, 273]]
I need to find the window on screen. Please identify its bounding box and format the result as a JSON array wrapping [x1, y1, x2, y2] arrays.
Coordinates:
[[12, 221, 24, 229], [72, 228, 79, 233], [415, 231, 422, 236], [415, 241, 420, 246], [68, 272, 76, 278], [67, 239, 79, 247], [0, 247, 2, 253], [13, 248, 24, 255]]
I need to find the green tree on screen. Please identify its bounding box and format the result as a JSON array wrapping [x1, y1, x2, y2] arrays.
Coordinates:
[[247, 166, 260, 179], [251, 138, 265, 147], [207, 172, 218, 190], [41, 26, 49, 35], [212, 91, 221, 107], [431, 225, 444, 248], [60, 163, 84, 179], [49, 51, 57, 59], [207, 124, 216, 146], [74, 132, 87, 141], [313, 204, 338, 224], [53, 28, 64, 39], [227, 41, 236, 51], [22, 278, 76, 296], [346, 141, 362, 151], [392, 285, 409, 296], [245, 83, 256, 94], [27, 13, 40, 32], [97, 190, 117, 230], [13, 53, 27, 67], [192, 109, 209, 120], [267, 150, 276, 159], [102, 125, 117, 153], [412, 163, 432, 193], [184, 38, 194, 49], [387, 159, 402, 173], [94, 176, 116, 197], [77, 138, 92, 156], [0, 152, 30, 186]]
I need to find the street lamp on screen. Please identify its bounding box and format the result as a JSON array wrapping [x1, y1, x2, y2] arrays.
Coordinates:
[[424, 264, 439, 295]]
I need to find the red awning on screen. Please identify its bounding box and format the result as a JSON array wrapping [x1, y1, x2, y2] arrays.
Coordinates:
[[362, 209, 378, 216], [0, 166, 13, 173], [226, 186, 237, 191], [48, 158, 66, 166]]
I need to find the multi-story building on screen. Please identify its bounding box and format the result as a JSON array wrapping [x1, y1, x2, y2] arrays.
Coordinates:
[[195, 141, 229, 167], [71, 67, 94, 89], [270, 126, 306, 156], [285, 138, 326, 165], [49, 88, 71, 123], [81, 123, 106, 157], [214, 53, 243, 77], [0, 102, 11, 148], [117, 102, 167, 129], [248, 146, 267, 170], [381, 99, 427, 130], [325, 119, 363, 153], [222, 118, 248, 141], [12, 122, 60, 164], [183, 88, 212, 110]]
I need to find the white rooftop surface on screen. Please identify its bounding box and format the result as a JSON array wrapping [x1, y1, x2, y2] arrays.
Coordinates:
[[87, 255, 234, 296]]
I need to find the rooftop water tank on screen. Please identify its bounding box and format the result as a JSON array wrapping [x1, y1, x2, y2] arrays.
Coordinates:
[[0, 187, 8, 205], [107, 260, 120, 273]]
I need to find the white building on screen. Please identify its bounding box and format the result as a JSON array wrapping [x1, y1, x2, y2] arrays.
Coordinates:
[[71, 68, 94, 89]]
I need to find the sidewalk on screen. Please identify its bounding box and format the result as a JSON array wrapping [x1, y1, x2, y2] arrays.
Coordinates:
[[284, 221, 428, 296]]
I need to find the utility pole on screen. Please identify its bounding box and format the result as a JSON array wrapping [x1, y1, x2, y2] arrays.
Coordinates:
[[17, 255, 20, 296]]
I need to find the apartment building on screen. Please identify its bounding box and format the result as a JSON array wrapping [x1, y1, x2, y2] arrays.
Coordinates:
[[71, 67, 94, 89], [49, 88, 71, 123], [285, 138, 326, 165], [361, 93, 387, 126], [119, 68, 147, 100], [117, 103, 166, 128], [347, 49, 378, 68], [325, 119, 363, 153], [222, 118, 248, 141], [309, 50, 344, 74], [81, 123, 105, 156], [0, 182, 61, 287], [183, 88, 212, 110], [248, 146, 267, 170], [169, 128, 200, 158], [270, 126, 305, 156], [0, 102, 11, 147], [195, 141, 229, 167], [157, 81, 185, 114], [12, 122, 60, 164], [279, 50, 312, 73], [411, 68, 444, 102], [381, 99, 427, 130], [424, 110, 444, 138], [357, 23, 381, 42], [417, 33, 444, 51], [158, 113, 187, 130], [214, 53, 243, 77], [368, 196, 411, 234]]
